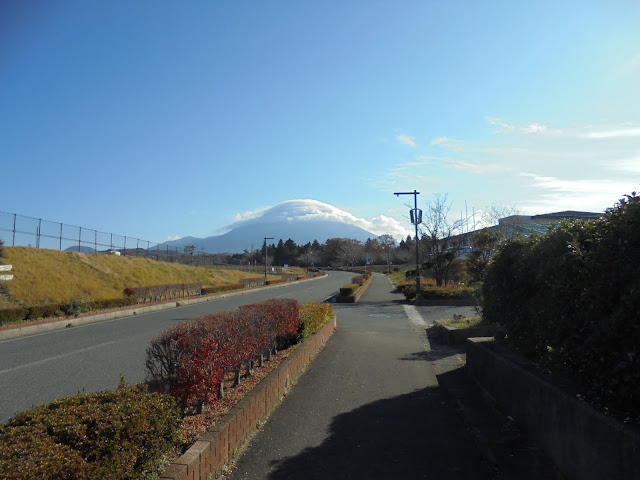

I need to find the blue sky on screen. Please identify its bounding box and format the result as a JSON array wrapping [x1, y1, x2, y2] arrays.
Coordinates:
[[2, 0, 639, 243]]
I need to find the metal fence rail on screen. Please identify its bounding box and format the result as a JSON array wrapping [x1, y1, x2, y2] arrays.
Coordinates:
[[0, 210, 263, 271]]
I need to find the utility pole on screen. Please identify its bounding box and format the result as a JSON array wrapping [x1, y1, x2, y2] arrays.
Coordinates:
[[264, 237, 274, 283], [394, 190, 422, 295]]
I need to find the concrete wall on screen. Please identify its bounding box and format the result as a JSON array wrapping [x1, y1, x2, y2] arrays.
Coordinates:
[[160, 315, 337, 480], [466, 338, 640, 480]]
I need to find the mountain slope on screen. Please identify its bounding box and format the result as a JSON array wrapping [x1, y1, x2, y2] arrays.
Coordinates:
[[162, 200, 378, 253]]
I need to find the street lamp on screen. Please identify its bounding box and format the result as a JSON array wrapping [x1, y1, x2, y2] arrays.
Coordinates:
[[394, 190, 422, 295], [264, 237, 274, 283]]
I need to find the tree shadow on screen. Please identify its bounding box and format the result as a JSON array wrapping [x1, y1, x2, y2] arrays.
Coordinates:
[[398, 347, 464, 363], [267, 386, 490, 480]]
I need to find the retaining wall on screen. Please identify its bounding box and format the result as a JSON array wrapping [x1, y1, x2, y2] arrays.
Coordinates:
[[160, 315, 337, 480], [466, 337, 640, 480]]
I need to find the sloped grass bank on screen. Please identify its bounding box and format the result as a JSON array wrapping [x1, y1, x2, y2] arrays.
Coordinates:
[[0, 247, 275, 307]]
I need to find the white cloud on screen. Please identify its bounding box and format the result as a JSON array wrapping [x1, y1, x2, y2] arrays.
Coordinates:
[[519, 173, 633, 213], [166, 235, 181, 241], [373, 119, 640, 223], [486, 117, 555, 135], [582, 127, 640, 139], [396, 134, 416, 147], [226, 199, 411, 239]]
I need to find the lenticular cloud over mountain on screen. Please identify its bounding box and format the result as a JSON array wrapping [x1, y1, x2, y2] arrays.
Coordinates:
[[161, 199, 410, 253], [225, 199, 407, 238]]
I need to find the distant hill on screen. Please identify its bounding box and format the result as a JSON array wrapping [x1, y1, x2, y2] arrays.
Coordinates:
[[161, 200, 378, 253]]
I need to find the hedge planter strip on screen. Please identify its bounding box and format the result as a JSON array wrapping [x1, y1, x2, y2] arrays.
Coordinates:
[[159, 315, 337, 480], [336, 271, 374, 303]]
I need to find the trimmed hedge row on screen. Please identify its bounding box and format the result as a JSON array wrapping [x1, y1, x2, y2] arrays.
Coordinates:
[[145, 299, 300, 415], [240, 278, 266, 287], [124, 283, 202, 303], [0, 297, 139, 326], [401, 284, 476, 301], [339, 284, 360, 296], [481, 193, 640, 419], [0, 382, 180, 480], [297, 303, 333, 342], [201, 283, 244, 295]]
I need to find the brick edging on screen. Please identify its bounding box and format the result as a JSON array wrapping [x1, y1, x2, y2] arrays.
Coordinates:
[[160, 315, 338, 480]]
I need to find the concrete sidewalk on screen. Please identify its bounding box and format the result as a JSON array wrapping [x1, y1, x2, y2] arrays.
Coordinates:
[[225, 274, 493, 479]]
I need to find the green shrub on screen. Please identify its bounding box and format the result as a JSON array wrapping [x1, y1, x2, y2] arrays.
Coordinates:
[[1, 381, 180, 480], [87, 297, 138, 310], [481, 193, 640, 419], [339, 284, 359, 296], [0, 306, 29, 325], [298, 303, 333, 341], [0, 425, 89, 480], [201, 284, 244, 295], [418, 285, 475, 300], [26, 304, 65, 320]]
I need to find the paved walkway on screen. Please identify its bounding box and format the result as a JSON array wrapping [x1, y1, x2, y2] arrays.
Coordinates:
[[226, 274, 493, 479]]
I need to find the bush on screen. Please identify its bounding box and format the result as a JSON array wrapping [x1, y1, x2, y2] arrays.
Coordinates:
[[481, 193, 640, 418], [147, 299, 301, 414], [87, 297, 138, 310], [298, 303, 333, 341], [339, 284, 359, 296], [418, 285, 475, 300], [0, 306, 29, 325], [124, 283, 202, 303], [201, 284, 244, 295], [266, 278, 286, 285], [0, 382, 180, 480], [26, 304, 65, 320]]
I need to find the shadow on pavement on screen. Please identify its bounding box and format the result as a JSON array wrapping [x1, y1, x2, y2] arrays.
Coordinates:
[[399, 348, 464, 363], [267, 385, 490, 480]]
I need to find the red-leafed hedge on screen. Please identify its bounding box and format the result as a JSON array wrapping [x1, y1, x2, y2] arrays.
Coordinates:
[[145, 299, 300, 414]]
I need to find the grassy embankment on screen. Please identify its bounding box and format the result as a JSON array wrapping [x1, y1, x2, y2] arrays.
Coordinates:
[[0, 247, 285, 307]]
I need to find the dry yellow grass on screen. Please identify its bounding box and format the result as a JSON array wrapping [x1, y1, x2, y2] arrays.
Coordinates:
[[0, 247, 277, 306]]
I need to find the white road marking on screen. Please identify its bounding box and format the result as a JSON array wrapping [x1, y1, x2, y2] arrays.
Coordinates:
[[0, 341, 116, 376]]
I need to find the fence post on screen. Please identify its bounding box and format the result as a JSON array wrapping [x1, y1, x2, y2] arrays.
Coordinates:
[[12, 213, 16, 246], [78, 226, 82, 252], [36, 219, 41, 248], [59, 222, 62, 250]]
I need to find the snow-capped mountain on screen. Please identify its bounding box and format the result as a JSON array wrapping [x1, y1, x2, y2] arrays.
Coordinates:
[[161, 200, 389, 253]]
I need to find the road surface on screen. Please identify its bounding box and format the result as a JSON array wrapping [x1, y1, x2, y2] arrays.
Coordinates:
[[226, 274, 490, 479], [0, 270, 353, 422]]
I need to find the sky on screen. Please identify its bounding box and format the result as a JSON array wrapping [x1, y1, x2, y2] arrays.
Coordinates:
[[2, 0, 639, 244]]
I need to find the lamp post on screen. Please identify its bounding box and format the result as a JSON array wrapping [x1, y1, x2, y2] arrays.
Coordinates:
[[394, 190, 422, 295], [264, 237, 274, 283]]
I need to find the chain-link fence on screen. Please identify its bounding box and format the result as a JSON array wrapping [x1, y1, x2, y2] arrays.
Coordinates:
[[0, 210, 267, 271]]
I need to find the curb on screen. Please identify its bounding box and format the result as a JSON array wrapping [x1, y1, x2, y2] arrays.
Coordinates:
[[159, 315, 337, 480]]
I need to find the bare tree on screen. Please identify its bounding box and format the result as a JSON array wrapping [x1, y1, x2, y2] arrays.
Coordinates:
[[420, 193, 464, 286], [378, 234, 396, 273]]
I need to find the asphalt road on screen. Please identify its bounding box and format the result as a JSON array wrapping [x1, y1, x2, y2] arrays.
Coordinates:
[[226, 274, 490, 480], [0, 270, 354, 423]]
